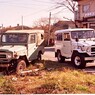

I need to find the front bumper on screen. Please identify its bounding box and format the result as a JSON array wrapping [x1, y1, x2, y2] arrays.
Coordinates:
[[0, 63, 10, 67], [85, 57, 95, 61], [0, 59, 11, 67]]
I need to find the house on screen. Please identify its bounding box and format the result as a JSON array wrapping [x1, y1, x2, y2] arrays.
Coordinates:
[[74, 0, 95, 29], [52, 20, 76, 31]]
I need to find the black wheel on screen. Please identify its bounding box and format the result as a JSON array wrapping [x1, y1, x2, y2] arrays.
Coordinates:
[[57, 51, 65, 63], [37, 52, 42, 61], [16, 60, 26, 75], [71, 52, 86, 69]]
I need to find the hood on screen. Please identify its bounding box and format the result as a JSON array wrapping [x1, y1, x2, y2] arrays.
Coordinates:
[[78, 39, 95, 46], [0, 45, 26, 52]]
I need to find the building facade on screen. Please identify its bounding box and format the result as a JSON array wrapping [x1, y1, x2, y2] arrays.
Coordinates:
[[75, 0, 95, 29]]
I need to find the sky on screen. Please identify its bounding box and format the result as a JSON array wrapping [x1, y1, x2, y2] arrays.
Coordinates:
[[0, 0, 74, 27]]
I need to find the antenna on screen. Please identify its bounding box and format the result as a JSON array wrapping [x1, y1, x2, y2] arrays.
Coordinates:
[[22, 16, 23, 30]]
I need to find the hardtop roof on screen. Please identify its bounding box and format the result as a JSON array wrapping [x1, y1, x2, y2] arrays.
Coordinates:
[[4, 29, 44, 34], [55, 28, 94, 34]]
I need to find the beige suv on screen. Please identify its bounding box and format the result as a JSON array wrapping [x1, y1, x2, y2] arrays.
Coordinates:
[[0, 29, 44, 74]]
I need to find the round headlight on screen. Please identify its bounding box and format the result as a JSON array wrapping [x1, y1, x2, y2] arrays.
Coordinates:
[[14, 52, 18, 58], [81, 46, 86, 51], [7, 53, 12, 59], [86, 47, 90, 52], [78, 46, 85, 51]]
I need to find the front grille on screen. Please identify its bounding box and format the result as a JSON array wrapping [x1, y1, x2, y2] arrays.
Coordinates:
[[0, 51, 6, 52], [91, 53, 95, 55], [92, 45, 95, 46], [0, 54, 6, 58], [91, 47, 95, 52]]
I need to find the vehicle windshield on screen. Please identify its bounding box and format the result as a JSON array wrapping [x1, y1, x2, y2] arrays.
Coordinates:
[[71, 30, 95, 39], [1, 33, 28, 44]]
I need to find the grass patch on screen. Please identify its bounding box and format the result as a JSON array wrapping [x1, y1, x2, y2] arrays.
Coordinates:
[[2, 80, 16, 94], [0, 60, 95, 94], [76, 84, 89, 92]]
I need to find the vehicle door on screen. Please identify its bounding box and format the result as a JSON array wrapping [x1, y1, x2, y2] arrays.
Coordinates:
[[28, 34, 37, 60], [62, 32, 72, 57], [55, 33, 63, 52]]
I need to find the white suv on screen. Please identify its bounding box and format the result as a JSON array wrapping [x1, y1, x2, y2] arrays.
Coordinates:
[[55, 28, 95, 69], [0, 29, 44, 74]]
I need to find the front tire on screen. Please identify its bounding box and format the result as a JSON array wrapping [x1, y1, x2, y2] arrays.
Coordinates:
[[16, 60, 26, 75], [71, 52, 86, 69]]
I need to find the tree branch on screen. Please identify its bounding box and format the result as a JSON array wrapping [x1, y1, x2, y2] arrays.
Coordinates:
[[63, 16, 78, 28]]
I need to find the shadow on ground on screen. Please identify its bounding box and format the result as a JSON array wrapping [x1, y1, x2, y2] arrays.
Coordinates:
[[42, 59, 95, 73], [44, 47, 55, 52]]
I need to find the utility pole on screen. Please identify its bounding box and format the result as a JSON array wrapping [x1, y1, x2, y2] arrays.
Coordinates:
[[21, 16, 23, 30], [1, 24, 3, 33], [48, 12, 51, 46], [1, 24, 3, 29], [0, 24, 3, 46]]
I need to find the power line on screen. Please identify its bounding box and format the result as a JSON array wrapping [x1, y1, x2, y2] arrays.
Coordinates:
[[0, 3, 52, 8], [0, 0, 56, 24], [31, 0, 55, 5], [0, 0, 55, 8], [0, 0, 64, 15], [2, 4, 55, 26], [0, 0, 70, 26], [0, 0, 16, 3]]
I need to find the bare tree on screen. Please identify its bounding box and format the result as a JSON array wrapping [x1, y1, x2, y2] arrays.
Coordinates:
[[33, 17, 60, 30], [53, 0, 78, 27], [33, 18, 49, 29]]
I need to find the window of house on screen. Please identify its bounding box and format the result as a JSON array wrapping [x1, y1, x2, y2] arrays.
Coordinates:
[[56, 33, 62, 41], [83, 4, 90, 13], [64, 33, 70, 41]]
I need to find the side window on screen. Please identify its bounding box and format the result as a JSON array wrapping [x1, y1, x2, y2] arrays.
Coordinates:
[[64, 33, 70, 41], [56, 33, 62, 41], [30, 35, 35, 43], [41, 34, 44, 39]]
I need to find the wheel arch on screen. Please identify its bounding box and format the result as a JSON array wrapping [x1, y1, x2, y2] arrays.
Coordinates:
[[72, 50, 87, 58], [57, 49, 61, 55], [72, 50, 78, 57], [19, 55, 29, 66]]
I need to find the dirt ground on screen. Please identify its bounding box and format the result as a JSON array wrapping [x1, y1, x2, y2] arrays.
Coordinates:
[[43, 46, 95, 74]]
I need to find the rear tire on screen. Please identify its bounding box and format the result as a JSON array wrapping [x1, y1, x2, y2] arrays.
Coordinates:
[[57, 51, 65, 63], [71, 52, 86, 69], [37, 52, 42, 61]]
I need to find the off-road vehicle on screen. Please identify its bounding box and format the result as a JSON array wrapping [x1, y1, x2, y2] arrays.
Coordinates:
[[0, 29, 44, 74], [55, 28, 95, 69]]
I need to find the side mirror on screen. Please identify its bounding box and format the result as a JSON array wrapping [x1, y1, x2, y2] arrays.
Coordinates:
[[75, 38, 79, 42]]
